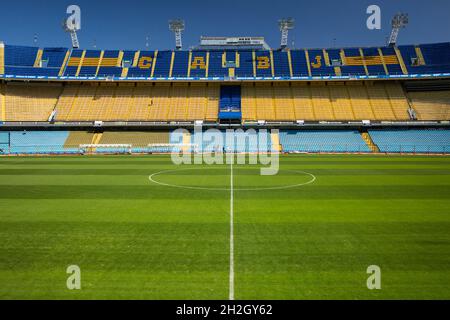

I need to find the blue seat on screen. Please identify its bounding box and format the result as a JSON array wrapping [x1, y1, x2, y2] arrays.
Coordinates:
[[279, 130, 370, 153], [369, 129, 450, 153], [8, 131, 70, 154]]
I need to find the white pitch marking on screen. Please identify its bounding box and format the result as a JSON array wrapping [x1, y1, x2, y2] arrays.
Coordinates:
[[148, 166, 317, 301], [229, 162, 235, 301], [148, 168, 316, 191]]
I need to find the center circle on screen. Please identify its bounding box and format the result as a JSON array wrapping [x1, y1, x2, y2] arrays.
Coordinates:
[[148, 167, 316, 191]]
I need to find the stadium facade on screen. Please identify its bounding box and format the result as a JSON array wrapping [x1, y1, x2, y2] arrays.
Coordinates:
[[0, 40, 449, 155]]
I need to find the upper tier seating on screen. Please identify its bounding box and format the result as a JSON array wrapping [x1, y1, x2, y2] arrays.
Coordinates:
[[3, 43, 449, 80], [399, 43, 450, 75], [369, 129, 450, 153]]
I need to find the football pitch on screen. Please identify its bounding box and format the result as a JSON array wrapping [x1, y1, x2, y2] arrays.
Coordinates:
[[0, 154, 449, 299]]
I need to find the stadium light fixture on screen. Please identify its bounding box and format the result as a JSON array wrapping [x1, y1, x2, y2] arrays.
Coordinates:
[[169, 19, 185, 50], [278, 18, 295, 50], [387, 13, 409, 46]]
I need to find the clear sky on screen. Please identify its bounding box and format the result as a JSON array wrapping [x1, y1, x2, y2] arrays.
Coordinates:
[[0, 0, 449, 50]]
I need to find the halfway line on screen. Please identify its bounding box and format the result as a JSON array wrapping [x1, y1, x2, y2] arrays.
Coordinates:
[[229, 162, 235, 300]]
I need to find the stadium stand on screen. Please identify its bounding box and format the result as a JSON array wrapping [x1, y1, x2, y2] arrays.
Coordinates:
[[0, 131, 8, 154], [399, 43, 450, 75], [50, 83, 219, 122], [9, 131, 69, 154], [0, 38, 448, 158], [346, 82, 376, 120], [0, 79, 442, 123], [408, 90, 450, 120], [2, 43, 449, 80], [99, 131, 170, 152], [279, 130, 371, 153], [0, 129, 449, 155], [369, 129, 450, 153], [191, 129, 272, 152], [64, 131, 95, 150], [4, 82, 62, 121], [240, 81, 411, 121]]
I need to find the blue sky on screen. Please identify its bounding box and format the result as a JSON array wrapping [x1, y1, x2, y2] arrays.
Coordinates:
[[0, 0, 449, 50]]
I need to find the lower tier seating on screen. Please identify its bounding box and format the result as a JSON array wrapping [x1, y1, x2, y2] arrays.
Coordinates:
[[8, 131, 69, 154], [279, 130, 371, 153], [368, 129, 450, 153], [0, 129, 449, 155], [190, 129, 272, 152]]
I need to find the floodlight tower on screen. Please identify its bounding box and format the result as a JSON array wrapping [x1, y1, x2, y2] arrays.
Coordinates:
[[387, 13, 408, 46], [169, 19, 185, 50], [278, 18, 295, 50], [62, 18, 80, 49]]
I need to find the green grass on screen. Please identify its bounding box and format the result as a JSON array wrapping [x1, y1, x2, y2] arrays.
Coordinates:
[[0, 154, 449, 299]]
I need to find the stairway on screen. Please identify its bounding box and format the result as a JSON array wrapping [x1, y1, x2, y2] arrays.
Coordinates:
[[393, 47, 408, 75], [414, 46, 426, 65], [361, 132, 379, 153], [33, 49, 43, 67], [271, 131, 282, 152], [75, 51, 86, 77], [92, 132, 103, 144], [89, 132, 103, 153]]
